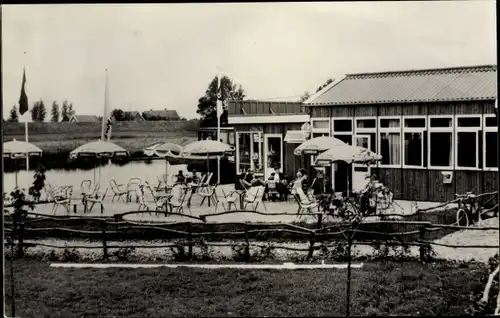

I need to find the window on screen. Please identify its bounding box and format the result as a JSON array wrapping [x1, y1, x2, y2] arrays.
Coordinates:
[[428, 116, 453, 169], [311, 118, 330, 139], [455, 115, 481, 170], [378, 116, 401, 167], [484, 115, 497, 170], [236, 132, 264, 174], [355, 117, 377, 152], [333, 118, 353, 145], [403, 117, 426, 168]]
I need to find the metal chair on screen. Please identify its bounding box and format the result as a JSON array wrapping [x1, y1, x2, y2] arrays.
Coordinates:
[[109, 179, 127, 203]]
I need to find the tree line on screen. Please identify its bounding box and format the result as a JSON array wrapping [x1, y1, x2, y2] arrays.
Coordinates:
[[7, 100, 75, 123]]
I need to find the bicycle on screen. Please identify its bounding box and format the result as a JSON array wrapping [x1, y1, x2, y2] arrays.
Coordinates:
[[455, 192, 483, 227]]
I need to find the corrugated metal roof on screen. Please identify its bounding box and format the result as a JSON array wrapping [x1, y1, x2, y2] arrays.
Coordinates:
[[306, 65, 497, 106]]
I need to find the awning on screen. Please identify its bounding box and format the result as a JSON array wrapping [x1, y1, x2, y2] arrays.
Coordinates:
[[284, 130, 309, 144]]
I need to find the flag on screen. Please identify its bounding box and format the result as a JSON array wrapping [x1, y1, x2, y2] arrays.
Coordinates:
[[216, 75, 223, 122], [19, 68, 29, 115]]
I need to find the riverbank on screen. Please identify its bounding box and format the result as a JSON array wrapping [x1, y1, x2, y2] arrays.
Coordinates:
[[3, 259, 488, 317]]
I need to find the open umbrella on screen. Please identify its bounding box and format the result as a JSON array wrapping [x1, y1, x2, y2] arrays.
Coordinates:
[[314, 144, 382, 165], [4, 139, 43, 187], [181, 140, 234, 181], [314, 144, 382, 197], [294, 136, 346, 156], [69, 140, 129, 185], [147, 142, 183, 182]]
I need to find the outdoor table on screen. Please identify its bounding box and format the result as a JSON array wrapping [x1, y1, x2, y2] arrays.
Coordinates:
[[233, 189, 247, 210]]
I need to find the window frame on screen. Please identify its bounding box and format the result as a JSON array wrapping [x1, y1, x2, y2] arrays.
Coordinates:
[[427, 115, 454, 170], [235, 131, 264, 174], [454, 114, 482, 171], [378, 116, 402, 168], [331, 117, 353, 136], [483, 114, 498, 171], [402, 116, 427, 169], [310, 118, 331, 136]]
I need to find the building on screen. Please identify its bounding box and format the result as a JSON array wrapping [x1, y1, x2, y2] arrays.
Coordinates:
[[69, 115, 100, 123], [122, 111, 145, 121], [142, 109, 180, 121], [227, 100, 310, 179], [304, 64, 497, 202]]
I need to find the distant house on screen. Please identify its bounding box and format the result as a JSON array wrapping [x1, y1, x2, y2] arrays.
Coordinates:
[[142, 109, 180, 121], [69, 115, 100, 123], [123, 111, 145, 121]]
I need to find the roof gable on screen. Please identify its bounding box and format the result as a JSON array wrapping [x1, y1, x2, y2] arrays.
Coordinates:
[[71, 115, 100, 122], [306, 65, 497, 106]]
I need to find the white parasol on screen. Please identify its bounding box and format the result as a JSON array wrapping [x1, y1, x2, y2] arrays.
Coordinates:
[[294, 136, 346, 156], [4, 139, 43, 187], [69, 140, 129, 185], [314, 144, 382, 165], [181, 140, 234, 175]]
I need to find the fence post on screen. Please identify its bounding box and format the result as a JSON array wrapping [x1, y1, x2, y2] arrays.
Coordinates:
[[419, 224, 426, 262], [16, 222, 25, 258], [244, 223, 250, 262], [101, 221, 108, 260], [188, 222, 193, 259], [307, 232, 316, 260], [317, 213, 323, 229]]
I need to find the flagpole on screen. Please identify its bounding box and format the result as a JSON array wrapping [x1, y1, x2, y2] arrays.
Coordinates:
[[101, 69, 108, 141], [23, 55, 29, 171], [217, 74, 221, 185]]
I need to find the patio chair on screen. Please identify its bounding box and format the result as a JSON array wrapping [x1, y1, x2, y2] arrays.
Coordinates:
[[109, 179, 128, 203], [294, 189, 319, 217], [213, 187, 237, 212], [137, 186, 168, 216], [199, 184, 218, 208], [44, 183, 70, 201], [83, 188, 108, 214], [53, 186, 73, 215], [198, 173, 213, 193], [80, 179, 93, 198], [168, 185, 189, 214], [266, 180, 279, 201], [243, 186, 266, 212], [126, 177, 142, 202], [144, 181, 172, 203]]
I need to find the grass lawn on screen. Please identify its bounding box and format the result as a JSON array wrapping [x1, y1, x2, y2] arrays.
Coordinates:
[[4, 260, 487, 317]]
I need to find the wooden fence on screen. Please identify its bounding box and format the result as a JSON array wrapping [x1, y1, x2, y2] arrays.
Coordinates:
[[4, 208, 499, 262]]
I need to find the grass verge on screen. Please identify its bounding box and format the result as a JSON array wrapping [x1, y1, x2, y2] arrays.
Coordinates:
[[4, 259, 488, 317]]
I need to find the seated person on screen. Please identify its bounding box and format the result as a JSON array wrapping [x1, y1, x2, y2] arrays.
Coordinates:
[[267, 173, 276, 181], [240, 169, 266, 190], [188, 169, 200, 184], [175, 170, 186, 184]]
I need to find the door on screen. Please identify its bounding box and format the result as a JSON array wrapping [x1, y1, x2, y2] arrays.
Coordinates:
[[264, 134, 283, 179], [352, 135, 371, 193]]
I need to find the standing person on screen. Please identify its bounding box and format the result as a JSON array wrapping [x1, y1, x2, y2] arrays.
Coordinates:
[[292, 168, 311, 204]]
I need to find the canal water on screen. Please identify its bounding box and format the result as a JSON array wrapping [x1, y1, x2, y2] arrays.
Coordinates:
[[3, 159, 190, 193]]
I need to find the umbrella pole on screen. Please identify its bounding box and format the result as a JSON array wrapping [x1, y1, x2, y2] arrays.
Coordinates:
[[15, 160, 18, 188]]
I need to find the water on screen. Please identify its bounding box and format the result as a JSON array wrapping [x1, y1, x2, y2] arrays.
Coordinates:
[[3, 160, 189, 193]]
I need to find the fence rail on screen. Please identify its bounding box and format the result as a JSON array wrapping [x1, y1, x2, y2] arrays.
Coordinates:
[[5, 210, 499, 262]]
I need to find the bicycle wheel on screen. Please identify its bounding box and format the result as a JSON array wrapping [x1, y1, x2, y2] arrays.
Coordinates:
[[456, 209, 469, 227]]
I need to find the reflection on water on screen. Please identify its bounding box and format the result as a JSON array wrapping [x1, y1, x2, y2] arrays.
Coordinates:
[[3, 160, 189, 193]]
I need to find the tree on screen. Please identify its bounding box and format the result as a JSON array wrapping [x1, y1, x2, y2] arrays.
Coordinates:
[[30, 102, 39, 121], [111, 109, 125, 121], [68, 102, 75, 118], [51, 101, 60, 122], [61, 100, 70, 121], [8, 105, 19, 123], [196, 75, 246, 120], [31, 100, 46, 122], [316, 78, 334, 93], [300, 91, 311, 102]]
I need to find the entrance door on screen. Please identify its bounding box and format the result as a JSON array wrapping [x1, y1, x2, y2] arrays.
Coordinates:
[[264, 134, 283, 179], [352, 135, 371, 193]]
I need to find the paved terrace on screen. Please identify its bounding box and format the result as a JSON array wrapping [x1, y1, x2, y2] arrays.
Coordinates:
[[12, 184, 450, 223]]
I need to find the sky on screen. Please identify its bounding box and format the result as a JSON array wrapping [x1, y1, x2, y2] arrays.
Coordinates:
[[2, 1, 497, 121]]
